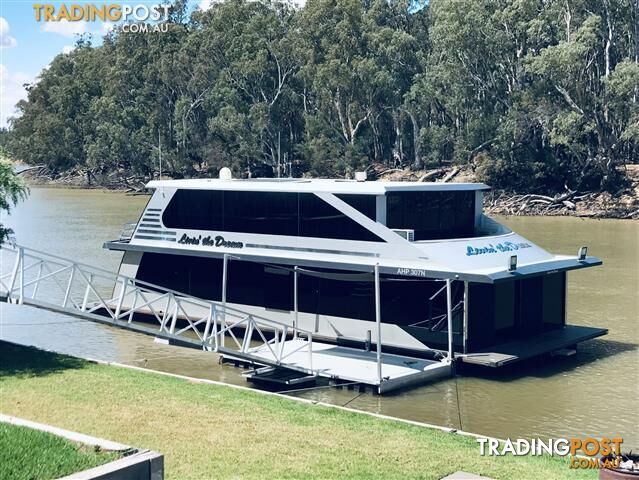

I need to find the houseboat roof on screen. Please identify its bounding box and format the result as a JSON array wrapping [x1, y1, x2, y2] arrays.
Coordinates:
[[146, 178, 490, 195]]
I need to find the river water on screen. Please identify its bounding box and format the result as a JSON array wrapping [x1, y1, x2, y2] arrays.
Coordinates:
[[1, 187, 637, 448]]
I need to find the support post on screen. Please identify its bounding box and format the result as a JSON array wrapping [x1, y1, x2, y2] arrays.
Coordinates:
[[114, 278, 127, 319], [293, 266, 299, 339], [81, 274, 93, 311], [212, 304, 219, 350], [62, 265, 76, 309], [374, 263, 382, 385], [169, 300, 178, 334], [463, 281, 469, 355], [32, 261, 43, 299], [221, 254, 228, 348], [7, 247, 21, 301], [18, 247, 24, 304], [203, 303, 214, 349], [128, 290, 138, 324], [446, 279, 454, 361]]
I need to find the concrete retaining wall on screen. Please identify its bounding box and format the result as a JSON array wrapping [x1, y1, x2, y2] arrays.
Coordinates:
[[0, 414, 163, 480], [60, 450, 163, 480]]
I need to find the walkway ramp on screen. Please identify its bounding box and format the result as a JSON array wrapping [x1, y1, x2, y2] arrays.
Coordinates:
[[0, 244, 451, 394]]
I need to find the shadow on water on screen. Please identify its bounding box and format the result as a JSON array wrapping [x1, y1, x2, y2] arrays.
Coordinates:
[[0, 341, 87, 378], [458, 338, 638, 382]]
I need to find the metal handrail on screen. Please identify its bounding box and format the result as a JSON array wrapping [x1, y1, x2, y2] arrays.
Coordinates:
[[0, 244, 317, 374], [119, 222, 137, 241], [0, 245, 305, 329]]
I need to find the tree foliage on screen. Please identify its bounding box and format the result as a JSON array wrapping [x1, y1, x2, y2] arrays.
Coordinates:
[[6, 0, 639, 193], [0, 151, 29, 245]]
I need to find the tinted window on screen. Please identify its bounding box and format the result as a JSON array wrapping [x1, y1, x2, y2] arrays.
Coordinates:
[[336, 194, 376, 220], [300, 193, 383, 242], [163, 189, 382, 242], [387, 191, 475, 240], [136, 252, 223, 300], [163, 190, 223, 230], [224, 191, 298, 236]]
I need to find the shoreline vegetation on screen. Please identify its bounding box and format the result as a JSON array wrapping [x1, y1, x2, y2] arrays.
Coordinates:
[[15, 160, 639, 219], [3, 0, 638, 224], [0, 341, 597, 480]]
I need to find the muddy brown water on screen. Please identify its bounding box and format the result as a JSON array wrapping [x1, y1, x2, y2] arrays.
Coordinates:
[[1, 187, 637, 448]]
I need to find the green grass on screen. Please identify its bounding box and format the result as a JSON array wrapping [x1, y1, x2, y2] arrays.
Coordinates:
[[0, 423, 118, 480], [0, 342, 596, 480]]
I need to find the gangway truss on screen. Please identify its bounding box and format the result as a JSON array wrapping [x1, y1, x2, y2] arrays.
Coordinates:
[[0, 244, 452, 394]]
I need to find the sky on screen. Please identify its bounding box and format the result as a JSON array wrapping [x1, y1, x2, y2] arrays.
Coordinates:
[[0, 1, 219, 128]]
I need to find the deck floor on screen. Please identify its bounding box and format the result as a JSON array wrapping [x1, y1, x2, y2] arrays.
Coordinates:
[[248, 340, 451, 393], [459, 324, 608, 368]]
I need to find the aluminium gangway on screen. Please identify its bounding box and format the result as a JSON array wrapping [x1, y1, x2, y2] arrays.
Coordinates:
[[0, 244, 452, 394]]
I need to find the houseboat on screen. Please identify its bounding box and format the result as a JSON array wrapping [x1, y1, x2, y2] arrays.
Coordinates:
[[104, 174, 607, 367]]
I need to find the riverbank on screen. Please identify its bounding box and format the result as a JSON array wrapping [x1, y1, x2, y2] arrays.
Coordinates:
[[0, 341, 595, 480], [14, 160, 639, 219]]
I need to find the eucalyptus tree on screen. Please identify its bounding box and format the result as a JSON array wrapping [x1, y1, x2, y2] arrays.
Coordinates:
[[524, 0, 639, 190], [193, 0, 301, 177], [11, 36, 102, 173]]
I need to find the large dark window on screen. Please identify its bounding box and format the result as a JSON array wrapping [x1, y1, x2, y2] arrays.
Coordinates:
[[162, 190, 223, 230], [223, 191, 298, 236], [336, 194, 376, 220], [299, 193, 382, 241], [298, 270, 375, 321], [163, 189, 382, 242], [136, 253, 223, 299], [387, 191, 475, 240]]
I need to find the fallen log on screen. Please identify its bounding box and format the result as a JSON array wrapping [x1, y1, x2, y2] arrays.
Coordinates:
[[418, 168, 447, 182], [16, 165, 46, 175], [379, 168, 404, 176], [441, 166, 461, 183]]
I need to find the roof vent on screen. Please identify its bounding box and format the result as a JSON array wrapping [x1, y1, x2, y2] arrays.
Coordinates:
[[354, 171, 367, 182], [219, 167, 232, 180]]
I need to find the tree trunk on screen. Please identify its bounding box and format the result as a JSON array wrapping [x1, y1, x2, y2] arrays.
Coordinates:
[[403, 108, 422, 170], [393, 110, 401, 167], [603, 0, 613, 78], [565, 0, 572, 42]]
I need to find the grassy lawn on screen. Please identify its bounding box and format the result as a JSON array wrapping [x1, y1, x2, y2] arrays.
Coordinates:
[[0, 341, 595, 480], [0, 422, 118, 480]]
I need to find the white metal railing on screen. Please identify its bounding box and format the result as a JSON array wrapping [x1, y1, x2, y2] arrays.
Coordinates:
[[119, 222, 137, 241], [0, 244, 316, 373]]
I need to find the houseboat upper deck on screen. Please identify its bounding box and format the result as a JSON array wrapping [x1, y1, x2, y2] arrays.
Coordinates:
[[107, 177, 600, 283]]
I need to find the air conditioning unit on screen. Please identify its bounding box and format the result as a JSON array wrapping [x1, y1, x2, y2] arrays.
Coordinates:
[[392, 229, 415, 242]]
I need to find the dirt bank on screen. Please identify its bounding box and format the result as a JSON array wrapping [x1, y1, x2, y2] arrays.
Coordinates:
[[372, 163, 639, 220], [17, 162, 639, 219]]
